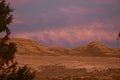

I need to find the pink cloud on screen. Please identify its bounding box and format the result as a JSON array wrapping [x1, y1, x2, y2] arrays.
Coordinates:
[[59, 7, 87, 14], [12, 21, 117, 47], [7, 0, 119, 47]]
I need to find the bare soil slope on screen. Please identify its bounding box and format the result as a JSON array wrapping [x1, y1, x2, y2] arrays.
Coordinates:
[[9, 38, 120, 57], [9, 38, 120, 79]]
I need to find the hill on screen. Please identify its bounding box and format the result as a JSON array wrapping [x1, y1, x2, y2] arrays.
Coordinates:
[[9, 38, 120, 57]]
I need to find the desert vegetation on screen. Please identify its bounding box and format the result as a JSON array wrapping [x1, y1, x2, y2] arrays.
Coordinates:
[[0, 0, 35, 79]]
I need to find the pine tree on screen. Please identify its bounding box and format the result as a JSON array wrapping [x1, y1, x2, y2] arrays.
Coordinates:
[[0, 0, 35, 80]]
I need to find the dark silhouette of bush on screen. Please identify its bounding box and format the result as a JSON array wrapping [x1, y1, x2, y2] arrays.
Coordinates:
[[0, 0, 35, 80]]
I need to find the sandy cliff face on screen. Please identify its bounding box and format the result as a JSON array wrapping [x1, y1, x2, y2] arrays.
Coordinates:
[[9, 38, 120, 57]]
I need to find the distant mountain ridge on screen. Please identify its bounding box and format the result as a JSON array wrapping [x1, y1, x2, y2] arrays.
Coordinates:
[[9, 38, 120, 57]]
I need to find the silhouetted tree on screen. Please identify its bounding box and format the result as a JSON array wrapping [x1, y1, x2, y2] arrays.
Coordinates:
[[0, 0, 35, 80], [117, 32, 120, 40]]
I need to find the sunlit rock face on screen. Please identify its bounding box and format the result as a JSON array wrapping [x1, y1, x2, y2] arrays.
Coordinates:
[[9, 38, 120, 57]]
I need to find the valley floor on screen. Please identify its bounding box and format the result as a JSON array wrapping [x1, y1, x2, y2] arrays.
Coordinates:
[[16, 55, 120, 80], [16, 55, 120, 71]]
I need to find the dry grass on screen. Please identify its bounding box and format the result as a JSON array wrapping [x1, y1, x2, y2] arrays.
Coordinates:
[[16, 55, 120, 80], [35, 65, 120, 80]]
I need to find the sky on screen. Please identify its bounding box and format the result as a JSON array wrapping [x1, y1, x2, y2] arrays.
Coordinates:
[[7, 0, 120, 48]]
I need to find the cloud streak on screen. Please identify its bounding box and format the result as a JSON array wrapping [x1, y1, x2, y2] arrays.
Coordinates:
[[7, 0, 120, 48], [12, 21, 118, 47]]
